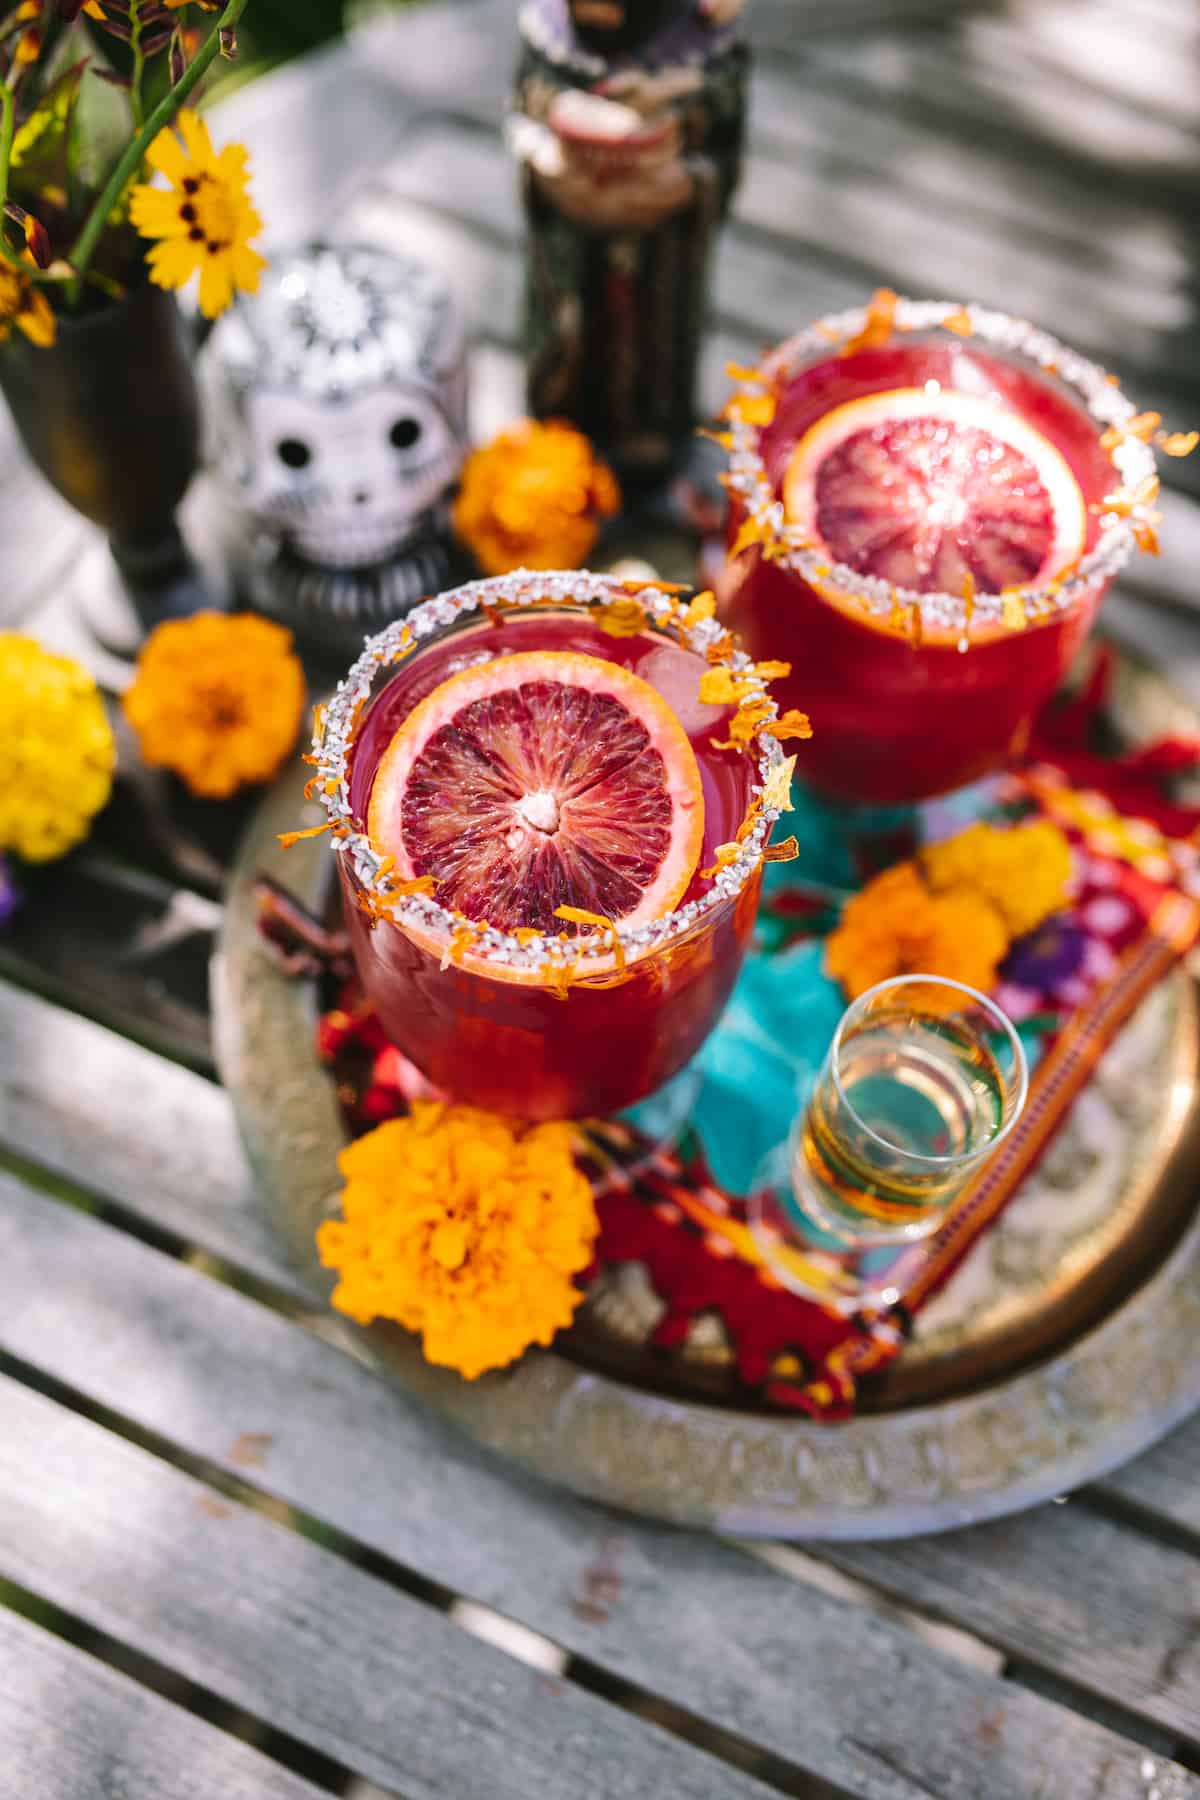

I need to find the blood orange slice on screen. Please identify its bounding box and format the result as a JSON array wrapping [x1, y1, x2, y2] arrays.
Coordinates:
[[782, 387, 1086, 594], [366, 650, 705, 935]]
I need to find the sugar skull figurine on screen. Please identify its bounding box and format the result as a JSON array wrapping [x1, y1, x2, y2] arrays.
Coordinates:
[[513, 0, 750, 482], [201, 243, 468, 657]]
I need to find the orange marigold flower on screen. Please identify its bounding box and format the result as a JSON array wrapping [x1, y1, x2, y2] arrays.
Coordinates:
[[317, 1101, 599, 1379], [922, 819, 1073, 937], [452, 419, 620, 576], [825, 862, 1009, 1005], [123, 611, 305, 799], [0, 635, 115, 860]]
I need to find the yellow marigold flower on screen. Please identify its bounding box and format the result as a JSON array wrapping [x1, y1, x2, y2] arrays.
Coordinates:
[[123, 612, 305, 799], [129, 109, 266, 320], [0, 261, 55, 348], [0, 635, 115, 861], [922, 819, 1073, 937], [825, 862, 1009, 1006], [317, 1102, 598, 1379], [452, 419, 620, 576]]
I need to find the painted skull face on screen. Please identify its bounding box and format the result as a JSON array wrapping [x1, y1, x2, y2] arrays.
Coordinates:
[[203, 243, 467, 570], [243, 383, 458, 566]]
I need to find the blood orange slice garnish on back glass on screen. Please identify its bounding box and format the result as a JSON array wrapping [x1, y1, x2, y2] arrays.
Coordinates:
[[782, 386, 1087, 595], [366, 650, 705, 936]]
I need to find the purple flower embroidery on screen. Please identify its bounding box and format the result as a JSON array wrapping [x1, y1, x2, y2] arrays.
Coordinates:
[[1001, 915, 1087, 990]]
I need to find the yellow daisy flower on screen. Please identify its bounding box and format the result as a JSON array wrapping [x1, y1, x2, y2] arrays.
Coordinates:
[[129, 108, 266, 320]]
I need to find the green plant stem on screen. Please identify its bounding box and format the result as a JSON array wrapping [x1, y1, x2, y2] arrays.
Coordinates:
[[66, 0, 250, 303], [0, 76, 36, 279], [0, 81, 13, 224], [130, 2, 145, 130]]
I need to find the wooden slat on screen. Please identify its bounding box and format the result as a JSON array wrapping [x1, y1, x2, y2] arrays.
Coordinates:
[[354, 170, 1200, 625], [0, 1605, 329, 1800], [744, 71, 1191, 258], [820, 1510, 1200, 1750], [1104, 1413, 1200, 1540], [9, 972, 1200, 1548], [374, 108, 1199, 405], [0, 857, 216, 1075], [0, 981, 314, 1304], [356, 116, 1200, 525], [254, 3, 1200, 511], [0, 1373, 779, 1800], [7, 969, 1200, 1545], [0, 1167, 1192, 1800], [800, 12, 1200, 192], [346, 0, 1200, 397]]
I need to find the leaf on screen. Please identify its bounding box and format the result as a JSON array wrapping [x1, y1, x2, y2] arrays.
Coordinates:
[[71, 46, 133, 203], [10, 58, 89, 199]]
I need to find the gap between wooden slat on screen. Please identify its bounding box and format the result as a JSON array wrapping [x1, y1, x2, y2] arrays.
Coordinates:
[[741, 1543, 1005, 1677], [6, 1169, 1200, 1783], [1005, 1656, 1189, 1774], [0, 948, 213, 1078], [745, 1540, 1197, 1775], [0, 1140, 325, 1323], [366, 111, 1200, 412], [0, 1349, 823, 1800], [8, 966, 1200, 1574], [1075, 1484, 1200, 1564], [1, 1168, 1193, 1800], [0, 1579, 367, 1798], [0, 1605, 336, 1800], [348, 142, 1200, 518], [342, 0, 1200, 423], [8, 983, 1200, 1667]]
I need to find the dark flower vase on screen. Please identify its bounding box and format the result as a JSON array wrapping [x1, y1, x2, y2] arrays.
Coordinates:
[[0, 281, 204, 627]]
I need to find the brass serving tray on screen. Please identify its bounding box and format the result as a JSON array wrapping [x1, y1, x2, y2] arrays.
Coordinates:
[[213, 644, 1200, 1538]]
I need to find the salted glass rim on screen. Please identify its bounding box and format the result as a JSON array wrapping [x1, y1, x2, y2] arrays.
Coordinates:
[[826, 973, 1030, 1168], [311, 569, 788, 976], [723, 295, 1159, 640]]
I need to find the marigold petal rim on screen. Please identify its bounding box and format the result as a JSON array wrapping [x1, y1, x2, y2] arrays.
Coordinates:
[[723, 295, 1162, 638], [310, 570, 786, 974]]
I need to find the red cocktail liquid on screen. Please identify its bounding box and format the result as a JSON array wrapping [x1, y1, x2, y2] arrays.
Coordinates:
[[721, 309, 1145, 805], [331, 593, 767, 1120]]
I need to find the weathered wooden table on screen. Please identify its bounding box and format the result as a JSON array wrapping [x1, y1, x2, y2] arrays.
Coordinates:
[[4, 2, 1200, 1795]]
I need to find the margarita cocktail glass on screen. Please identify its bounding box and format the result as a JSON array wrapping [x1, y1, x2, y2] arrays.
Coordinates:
[[720, 297, 1158, 805], [310, 571, 790, 1121]]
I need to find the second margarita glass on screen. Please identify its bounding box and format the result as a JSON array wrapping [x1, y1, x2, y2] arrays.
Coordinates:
[[720, 294, 1162, 805], [308, 571, 797, 1121]]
